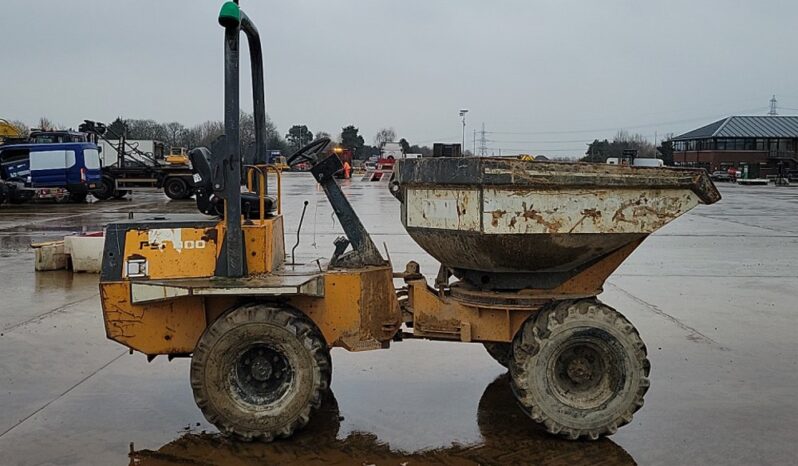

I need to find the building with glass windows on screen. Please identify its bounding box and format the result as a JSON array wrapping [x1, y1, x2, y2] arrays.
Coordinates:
[[671, 115, 798, 176]]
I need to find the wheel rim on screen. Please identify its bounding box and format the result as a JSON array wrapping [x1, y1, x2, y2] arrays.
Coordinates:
[[167, 181, 182, 196], [547, 330, 623, 410], [231, 343, 293, 406]]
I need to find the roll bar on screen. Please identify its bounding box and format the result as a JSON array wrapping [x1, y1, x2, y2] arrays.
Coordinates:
[[216, 0, 268, 277]]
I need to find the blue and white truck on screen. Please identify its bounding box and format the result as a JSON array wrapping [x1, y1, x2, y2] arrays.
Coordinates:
[[0, 141, 103, 203]]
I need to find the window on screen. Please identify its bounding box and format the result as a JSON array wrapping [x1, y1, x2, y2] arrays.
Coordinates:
[[0, 148, 29, 163], [29, 150, 75, 170], [83, 148, 101, 169], [31, 135, 60, 144]]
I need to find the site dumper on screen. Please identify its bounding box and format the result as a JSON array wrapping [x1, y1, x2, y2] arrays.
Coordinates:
[[390, 157, 720, 438], [98, 1, 721, 442]]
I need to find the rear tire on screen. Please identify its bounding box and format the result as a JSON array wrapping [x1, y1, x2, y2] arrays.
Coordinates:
[[510, 299, 650, 440], [483, 342, 512, 369], [190, 303, 331, 441], [164, 177, 188, 200], [92, 177, 114, 200]]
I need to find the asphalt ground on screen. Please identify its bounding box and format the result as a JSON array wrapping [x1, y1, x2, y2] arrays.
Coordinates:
[[0, 175, 795, 465]]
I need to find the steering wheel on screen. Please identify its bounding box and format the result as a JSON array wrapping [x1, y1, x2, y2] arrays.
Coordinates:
[[286, 137, 331, 167]]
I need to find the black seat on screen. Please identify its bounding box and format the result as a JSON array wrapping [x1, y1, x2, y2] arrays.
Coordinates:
[[188, 147, 274, 219]]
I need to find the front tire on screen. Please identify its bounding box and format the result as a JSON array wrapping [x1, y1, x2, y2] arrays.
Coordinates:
[[483, 342, 512, 369], [190, 304, 331, 441], [8, 192, 31, 204], [510, 299, 650, 440], [7, 179, 33, 204]]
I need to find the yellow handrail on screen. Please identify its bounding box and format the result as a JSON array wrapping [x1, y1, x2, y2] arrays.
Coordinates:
[[244, 165, 266, 222], [264, 165, 282, 215], [244, 164, 282, 220]]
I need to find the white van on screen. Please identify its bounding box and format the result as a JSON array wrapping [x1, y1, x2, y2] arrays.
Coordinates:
[[633, 158, 664, 167]]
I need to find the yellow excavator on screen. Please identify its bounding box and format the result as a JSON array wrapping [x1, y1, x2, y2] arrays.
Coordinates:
[[1, 119, 24, 203], [98, 1, 720, 442], [271, 154, 289, 171], [0, 119, 22, 144], [165, 147, 190, 166]]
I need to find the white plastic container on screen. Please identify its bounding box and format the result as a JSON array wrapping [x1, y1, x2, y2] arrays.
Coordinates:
[[64, 234, 105, 273], [32, 240, 68, 271]]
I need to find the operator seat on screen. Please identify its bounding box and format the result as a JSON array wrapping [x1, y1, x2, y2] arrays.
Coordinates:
[[188, 147, 275, 219]]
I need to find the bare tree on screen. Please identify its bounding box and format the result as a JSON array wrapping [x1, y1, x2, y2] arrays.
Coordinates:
[[162, 122, 186, 147], [179, 126, 200, 149], [373, 127, 396, 148], [196, 120, 225, 148], [240, 111, 282, 151], [37, 117, 56, 131], [239, 111, 256, 147], [175, 112, 283, 153], [583, 130, 656, 162], [10, 120, 30, 137], [124, 119, 168, 141], [614, 130, 656, 157]]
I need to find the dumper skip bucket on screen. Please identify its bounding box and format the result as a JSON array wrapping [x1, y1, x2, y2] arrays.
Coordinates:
[[391, 157, 720, 290]]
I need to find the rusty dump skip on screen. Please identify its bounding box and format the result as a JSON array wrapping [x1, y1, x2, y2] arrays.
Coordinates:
[[392, 157, 720, 290]]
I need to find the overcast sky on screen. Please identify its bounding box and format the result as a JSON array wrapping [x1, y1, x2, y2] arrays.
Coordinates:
[[2, 0, 796, 155]]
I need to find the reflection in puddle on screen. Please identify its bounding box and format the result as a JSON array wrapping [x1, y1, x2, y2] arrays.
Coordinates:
[[129, 374, 635, 465]]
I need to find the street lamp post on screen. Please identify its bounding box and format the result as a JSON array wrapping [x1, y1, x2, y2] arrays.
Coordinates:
[[459, 109, 468, 156]]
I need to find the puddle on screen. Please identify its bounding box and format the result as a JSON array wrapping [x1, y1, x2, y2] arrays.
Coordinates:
[[129, 374, 635, 465]]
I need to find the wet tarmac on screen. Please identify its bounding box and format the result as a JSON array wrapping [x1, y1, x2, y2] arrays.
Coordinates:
[[0, 176, 796, 465]]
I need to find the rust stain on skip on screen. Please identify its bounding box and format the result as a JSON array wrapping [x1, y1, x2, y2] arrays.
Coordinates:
[[520, 202, 563, 233], [582, 208, 602, 220], [490, 209, 506, 227], [568, 208, 602, 233], [612, 195, 681, 227], [612, 198, 645, 225]]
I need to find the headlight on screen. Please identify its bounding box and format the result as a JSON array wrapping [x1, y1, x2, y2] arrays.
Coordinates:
[[125, 258, 148, 278]]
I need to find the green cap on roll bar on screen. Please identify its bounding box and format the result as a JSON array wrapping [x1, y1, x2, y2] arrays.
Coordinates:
[[218, 1, 241, 28]]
